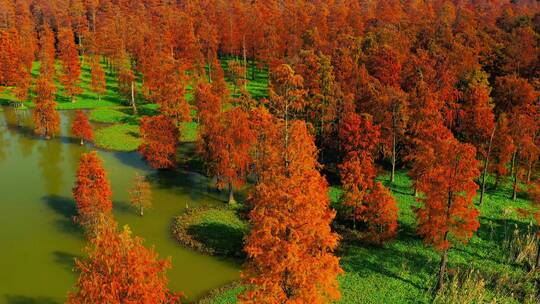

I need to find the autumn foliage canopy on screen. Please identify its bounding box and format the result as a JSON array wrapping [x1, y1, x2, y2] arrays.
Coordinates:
[[139, 115, 179, 169], [72, 151, 113, 227]]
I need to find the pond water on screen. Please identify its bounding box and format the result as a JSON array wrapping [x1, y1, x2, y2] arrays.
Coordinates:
[[0, 107, 239, 303]]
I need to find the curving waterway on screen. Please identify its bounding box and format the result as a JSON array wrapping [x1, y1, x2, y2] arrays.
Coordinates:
[[0, 106, 239, 303]]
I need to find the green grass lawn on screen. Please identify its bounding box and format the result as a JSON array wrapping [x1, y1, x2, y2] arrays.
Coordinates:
[[199, 171, 536, 304], [94, 124, 141, 152]]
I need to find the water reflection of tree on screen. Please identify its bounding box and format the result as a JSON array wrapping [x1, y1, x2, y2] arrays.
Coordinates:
[[37, 138, 64, 196], [0, 115, 9, 162], [3, 107, 38, 157]]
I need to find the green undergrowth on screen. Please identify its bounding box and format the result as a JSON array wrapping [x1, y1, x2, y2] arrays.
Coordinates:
[[198, 170, 537, 304]]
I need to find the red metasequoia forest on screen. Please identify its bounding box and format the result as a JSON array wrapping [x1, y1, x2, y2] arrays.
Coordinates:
[[0, 0, 539, 302]]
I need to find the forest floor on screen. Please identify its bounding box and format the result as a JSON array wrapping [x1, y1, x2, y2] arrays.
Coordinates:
[[195, 170, 538, 304]]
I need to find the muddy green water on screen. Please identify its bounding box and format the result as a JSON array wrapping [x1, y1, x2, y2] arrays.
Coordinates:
[[0, 107, 239, 303]]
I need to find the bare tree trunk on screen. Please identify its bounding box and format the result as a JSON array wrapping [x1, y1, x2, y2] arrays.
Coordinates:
[[479, 126, 496, 205], [140, 205, 144, 217], [228, 182, 236, 205], [510, 151, 517, 176], [243, 35, 247, 90], [526, 161, 533, 184], [435, 248, 448, 294], [493, 173, 501, 190], [391, 126, 396, 183], [512, 159, 519, 201], [80, 138, 84, 146], [131, 81, 137, 115], [207, 54, 212, 82], [251, 48, 256, 80], [536, 234, 540, 269]]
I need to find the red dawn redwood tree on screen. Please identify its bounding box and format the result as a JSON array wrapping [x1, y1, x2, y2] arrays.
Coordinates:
[[72, 151, 113, 227], [0, 29, 20, 87], [509, 109, 539, 201], [215, 107, 256, 204], [71, 110, 93, 145], [58, 27, 82, 102], [139, 115, 179, 169], [458, 77, 495, 205], [339, 111, 398, 243], [249, 106, 280, 184], [415, 135, 480, 293], [117, 65, 138, 115], [490, 114, 515, 189], [67, 215, 181, 304], [129, 173, 152, 216], [240, 120, 342, 303], [364, 181, 399, 245], [32, 76, 60, 139], [194, 81, 223, 177], [90, 56, 106, 101], [38, 22, 56, 80], [338, 112, 379, 226]]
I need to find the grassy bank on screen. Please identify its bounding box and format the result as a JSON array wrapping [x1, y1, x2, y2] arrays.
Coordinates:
[[172, 206, 248, 257], [198, 171, 537, 304]]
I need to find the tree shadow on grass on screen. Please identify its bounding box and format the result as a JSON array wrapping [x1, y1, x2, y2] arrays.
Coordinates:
[[113, 199, 134, 214], [342, 243, 437, 291], [340, 233, 435, 292], [187, 222, 246, 257], [41, 195, 83, 236], [52, 250, 80, 271], [476, 216, 531, 245], [4, 295, 60, 304]]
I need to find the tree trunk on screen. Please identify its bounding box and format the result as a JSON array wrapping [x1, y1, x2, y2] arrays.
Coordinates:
[[140, 205, 144, 217], [80, 138, 84, 146], [391, 126, 396, 183], [526, 161, 533, 184], [479, 126, 496, 206], [494, 173, 500, 190], [512, 162, 519, 201], [251, 48, 256, 80], [228, 182, 236, 205], [435, 249, 448, 294], [536, 233, 540, 269], [510, 151, 517, 176], [413, 187, 418, 197], [207, 55, 212, 82], [243, 35, 247, 89], [131, 81, 137, 115], [353, 202, 357, 230]]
